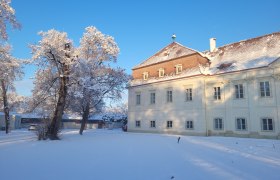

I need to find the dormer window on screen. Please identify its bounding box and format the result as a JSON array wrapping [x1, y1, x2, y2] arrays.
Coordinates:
[[143, 72, 149, 80], [175, 64, 182, 74], [159, 68, 165, 77]]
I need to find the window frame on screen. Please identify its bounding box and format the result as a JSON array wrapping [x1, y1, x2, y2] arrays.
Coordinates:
[[135, 120, 141, 128], [213, 86, 221, 100], [234, 84, 244, 99], [159, 68, 165, 77], [185, 88, 193, 101], [175, 64, 183, 74], [261, 118, 274, 131], [150, 120, 156, 128], [136, 93, 141, 105], [166, 90, 173, 103], [150, 92, 156, 104], [185, 120, 194, 130], [260, 81, 271, 97], [167, 120, 173, 129], [143, 72, 149, 80], [236, 117, 247, 131], [214, 118, 223, 130]]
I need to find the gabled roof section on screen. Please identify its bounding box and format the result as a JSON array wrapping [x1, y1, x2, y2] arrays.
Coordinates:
[[133, 42, 199, 69], [204, 31, 280, 74]]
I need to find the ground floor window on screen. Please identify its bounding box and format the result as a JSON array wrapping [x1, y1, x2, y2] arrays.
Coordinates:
[[150, 121, 156, 128], [236, 118, 247, 130], [185, 120, 193, 129], [214, 118, 223, 130], [135, 120, 141, 128], [167, 121, 173, 128], [261, 118, 273, 131]]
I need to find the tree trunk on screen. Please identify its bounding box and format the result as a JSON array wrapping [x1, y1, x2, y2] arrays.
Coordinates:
[[47, 66, 69, 140], [79, 101, 90, 135], [0, 80, 10, 134]]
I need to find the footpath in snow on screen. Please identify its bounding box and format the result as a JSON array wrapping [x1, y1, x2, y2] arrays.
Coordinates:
[[0, 129, 280, 180]]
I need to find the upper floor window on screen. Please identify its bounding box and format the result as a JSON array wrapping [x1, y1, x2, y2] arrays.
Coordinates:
[[235, 84, 244, 99], [260, 81, 271, 97], [236, 118, 247, 130], [175, 64, 183, 74], [214, 118, 223, 130], [159, 68, 165, 77], [261, 118, 273, 131], [185, 88, 192, 101], [167, 90, 173, 103], [143, 72, 149, 80], [214, 87, 221, 100], [136, 94, 141, 105], [150, 92, 156, 104]]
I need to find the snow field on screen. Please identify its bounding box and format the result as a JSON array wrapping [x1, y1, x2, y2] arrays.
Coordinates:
[[0, 129, 280, 180]]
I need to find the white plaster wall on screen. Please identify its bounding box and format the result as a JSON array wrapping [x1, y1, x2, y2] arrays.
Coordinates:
[[205, 68, 280, 138], [128, 76, 206, 135], [128, 66, 280, 138]]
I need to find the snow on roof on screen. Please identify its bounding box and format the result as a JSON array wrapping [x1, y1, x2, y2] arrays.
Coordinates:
[[20, 113, 43, 118], [133, 42, 199, 69], [89, 114, 104, 121], [62, 114, 82, 120], [0, 111, 22, 117], [205, 32, 280, 74], [130, 32, 280, 87], [89, 113, 127, 121]]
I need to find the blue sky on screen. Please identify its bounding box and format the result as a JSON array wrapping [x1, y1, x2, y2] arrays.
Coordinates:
[[7, 0, 280, 96]]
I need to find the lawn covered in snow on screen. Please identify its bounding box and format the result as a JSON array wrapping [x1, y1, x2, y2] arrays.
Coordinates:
[[0, 129, 280, 180]]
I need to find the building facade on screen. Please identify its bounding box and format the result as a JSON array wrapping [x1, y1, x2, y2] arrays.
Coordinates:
[[128, 32, 280, 139], [0, 112, 21, 130]]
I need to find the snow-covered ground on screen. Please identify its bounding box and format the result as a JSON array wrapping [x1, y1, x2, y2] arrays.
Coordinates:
[[0, 129, 280, 180]]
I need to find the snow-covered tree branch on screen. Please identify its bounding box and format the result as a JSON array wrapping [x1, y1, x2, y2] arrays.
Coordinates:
[[30, 29, 76, 139], [68, 26, 129, 135], [30, 27, 129, 138], [0, 0, 21, 40], [0, 44, 23, 133]]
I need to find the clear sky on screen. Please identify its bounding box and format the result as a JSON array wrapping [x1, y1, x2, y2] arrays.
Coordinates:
[[7, 0, 280, 96]]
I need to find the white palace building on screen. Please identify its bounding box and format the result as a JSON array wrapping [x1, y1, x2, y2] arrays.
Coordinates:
[[127, 32, 280, 139]]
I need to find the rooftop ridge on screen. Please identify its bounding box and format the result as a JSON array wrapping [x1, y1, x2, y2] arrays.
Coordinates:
[[173, 41, 200, 54], [132, 41, 199, 70], [204, 31, 280, 53]]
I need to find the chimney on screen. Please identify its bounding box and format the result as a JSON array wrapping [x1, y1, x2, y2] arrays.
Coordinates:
[[210, 38, 216, 52]]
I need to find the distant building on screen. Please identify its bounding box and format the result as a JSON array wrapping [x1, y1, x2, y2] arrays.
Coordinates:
[[61, 113, 127, 129], [128, 32, 280, 139], [0, 112, 21, 130], [19, 113, 126, 130]]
